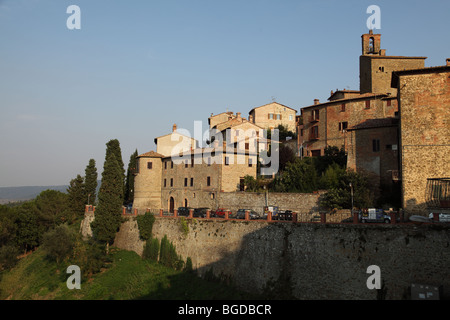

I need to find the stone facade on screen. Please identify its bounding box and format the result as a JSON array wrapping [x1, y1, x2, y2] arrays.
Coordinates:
[[134, 125, 258, 213], [392, 64, 450, 216], [217, 191, 321, 215], [300, 31, 423, 159], [300, 94, 397, 157], [347, 118, 400, 187], [249, 102, 297, 132], [359, 30, 426, 96]]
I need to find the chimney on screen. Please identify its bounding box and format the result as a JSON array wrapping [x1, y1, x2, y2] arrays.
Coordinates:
[[314, 99, 320, 105], [172, 124, 177, 132], [236, 112, 241, 120], [446, 58, 450, 66]]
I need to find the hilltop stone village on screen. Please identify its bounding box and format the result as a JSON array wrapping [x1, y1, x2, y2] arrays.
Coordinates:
[[132, 31, 450, 219], [80, 31, 450, 300]]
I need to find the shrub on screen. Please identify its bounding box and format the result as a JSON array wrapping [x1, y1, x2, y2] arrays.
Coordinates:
[[41, 224, 76, 264], [136, 212, 156, 241], [159, 235, 184, 270], [184, 257, 193, 273], [0, 244, 20, 271], [143, 237, 160, 262]]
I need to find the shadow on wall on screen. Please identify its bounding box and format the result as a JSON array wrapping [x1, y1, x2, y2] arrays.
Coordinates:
[[146, 218, 450, 300]]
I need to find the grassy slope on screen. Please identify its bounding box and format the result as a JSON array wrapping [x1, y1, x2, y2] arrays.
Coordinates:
[[0, 248, 256, 300]]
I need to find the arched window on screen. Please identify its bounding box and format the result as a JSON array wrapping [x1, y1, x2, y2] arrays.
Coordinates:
[[184, 199, 188, 207]]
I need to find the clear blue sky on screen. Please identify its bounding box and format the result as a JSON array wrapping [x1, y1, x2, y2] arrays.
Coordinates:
[[0, 0, 449, 187]]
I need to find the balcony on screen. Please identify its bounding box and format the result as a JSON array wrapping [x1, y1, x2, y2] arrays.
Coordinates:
[[426, 178, 450, 209]]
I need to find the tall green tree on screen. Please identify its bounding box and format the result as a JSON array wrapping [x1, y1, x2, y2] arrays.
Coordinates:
[[14, 202, 41, 253], [105, 139, 125, 199], [85, 159, 98, 205], [35, 189, 70, 227], [124, 149, 138, 205], [91, 150, 124, 245], [67, 175, 86, 222]]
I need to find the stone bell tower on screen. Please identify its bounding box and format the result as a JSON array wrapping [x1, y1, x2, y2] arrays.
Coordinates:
[[361, 30, 382, 55]]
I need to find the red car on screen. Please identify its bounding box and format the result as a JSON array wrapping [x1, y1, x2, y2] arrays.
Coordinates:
[[214, 208, 228, 217]]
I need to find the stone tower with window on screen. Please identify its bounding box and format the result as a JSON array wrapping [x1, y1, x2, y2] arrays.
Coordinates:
[[359, 30, 426, 96]]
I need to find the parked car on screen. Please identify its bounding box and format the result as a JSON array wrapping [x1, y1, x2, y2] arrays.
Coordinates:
[[236, 209, 259, 220], [177, 207, 193, 217], [214, 208, 228, 218], [193, 207, 210, 218], [277, 210, 293, 221], [429, 212, 450, 222], [360, 208, 391, 223]]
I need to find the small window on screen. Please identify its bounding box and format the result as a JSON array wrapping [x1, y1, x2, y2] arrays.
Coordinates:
[[245, 143, 249, 150], [339, 122, 348, 132], [147, 162, 152, 169], [185, 160, 188, 168], [276, 114, 281, 120], [171, 161, 174, 169], [190, 177, 194, 187], [164, 179, 167, 187], [170, 178, 173, 187], [372, 139, 380, 152], [207, 176, 211, 186], [164, 161, 167, 169], [312, 109, 320, 120], [268, 113, 274, 120], [365, 100, 371, 109], [248, 158, 253, 167], [211, 193, 215, 200], [184, 178, 188, 187], [341, 103, 346, 112], [387, 99, 392, 107], [289, 114, 293, 121], [191, 158, 194, 167], [225, 157, 229, 166]]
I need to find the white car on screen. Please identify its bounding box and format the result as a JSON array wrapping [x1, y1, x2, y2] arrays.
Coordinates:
[[429, 212, 450, 222]]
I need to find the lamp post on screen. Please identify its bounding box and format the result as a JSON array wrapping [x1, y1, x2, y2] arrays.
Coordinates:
[[349, 183, 354, 215]]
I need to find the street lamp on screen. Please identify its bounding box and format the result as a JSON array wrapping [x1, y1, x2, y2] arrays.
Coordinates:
[[349, 183, 354, 215]]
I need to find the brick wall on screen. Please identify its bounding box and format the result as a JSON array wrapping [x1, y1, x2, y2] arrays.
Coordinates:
[[396, 69, 450, 216]]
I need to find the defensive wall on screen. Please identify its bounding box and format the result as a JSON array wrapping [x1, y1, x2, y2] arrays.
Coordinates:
[[87, 207, 450, 300]]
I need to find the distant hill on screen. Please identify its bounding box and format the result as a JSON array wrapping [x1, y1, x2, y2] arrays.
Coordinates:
[[0, 185, 68, 204]]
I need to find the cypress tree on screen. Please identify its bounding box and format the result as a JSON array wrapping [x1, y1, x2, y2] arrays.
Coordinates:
[[84, 159, 98, 205], [124, 149, 138, 205], [105, 139, 125, 199], [67, 175, 86, 222], [91, 151, 124, 245]]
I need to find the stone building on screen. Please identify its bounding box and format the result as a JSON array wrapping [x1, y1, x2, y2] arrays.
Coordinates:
[[248, 102, 298, 133], [133, 125, 258, 213], [391, 61, 450, 215], [346, 117, 400, 202], [299, 31, 426, 158]]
